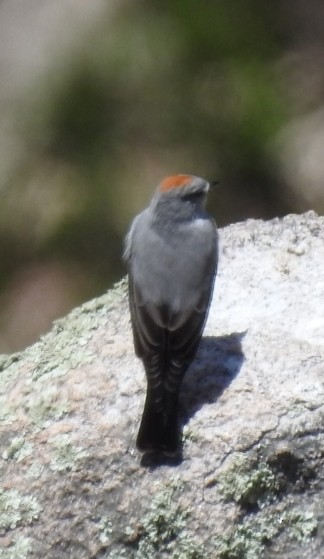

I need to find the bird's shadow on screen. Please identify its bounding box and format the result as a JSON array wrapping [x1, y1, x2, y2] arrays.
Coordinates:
[[180, 331, 246, 424], [140, 331, 246, 468]]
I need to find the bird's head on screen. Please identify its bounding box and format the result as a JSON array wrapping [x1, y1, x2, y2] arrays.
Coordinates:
[[157, 174, 210, 201], [150, 174, 217, 222]]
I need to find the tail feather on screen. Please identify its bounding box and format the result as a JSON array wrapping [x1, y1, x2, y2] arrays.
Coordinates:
[[136, 393, 180, 456], [137, 354, 189, 456], [136, 396, 167, 453], [159, 402, 180, 456]]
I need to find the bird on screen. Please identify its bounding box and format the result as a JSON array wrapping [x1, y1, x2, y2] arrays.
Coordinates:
[[124, 174, 218, 455]]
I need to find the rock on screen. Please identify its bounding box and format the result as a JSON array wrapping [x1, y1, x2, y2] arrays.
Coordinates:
[[0, 212, 323, 559]]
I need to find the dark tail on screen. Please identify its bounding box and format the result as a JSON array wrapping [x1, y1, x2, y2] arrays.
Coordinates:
[[136, 394, 166, 453], [136, 392, 180, 456], [136, 351, 191, 455]]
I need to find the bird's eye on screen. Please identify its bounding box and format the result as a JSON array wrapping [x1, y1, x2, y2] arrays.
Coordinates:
[[182, 191, 204, 201]]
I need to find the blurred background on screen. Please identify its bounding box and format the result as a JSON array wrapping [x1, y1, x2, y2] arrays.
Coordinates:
[[1, 0, 324, 353]]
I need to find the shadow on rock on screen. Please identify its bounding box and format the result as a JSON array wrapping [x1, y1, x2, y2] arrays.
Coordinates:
[[180, 331, 246, 424]]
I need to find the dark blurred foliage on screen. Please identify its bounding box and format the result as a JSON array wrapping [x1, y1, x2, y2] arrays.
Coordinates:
[[1, 0, 324, 351]]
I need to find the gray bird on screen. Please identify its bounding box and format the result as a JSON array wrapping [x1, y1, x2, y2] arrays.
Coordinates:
[[124, 174, 218, 455]]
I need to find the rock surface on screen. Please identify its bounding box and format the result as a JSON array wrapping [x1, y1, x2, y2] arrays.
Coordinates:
[[0, 212, 323, 559]]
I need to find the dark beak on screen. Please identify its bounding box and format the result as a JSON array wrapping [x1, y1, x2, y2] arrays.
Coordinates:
[[210, 180, 220, 189]]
